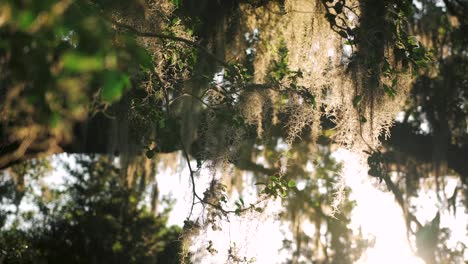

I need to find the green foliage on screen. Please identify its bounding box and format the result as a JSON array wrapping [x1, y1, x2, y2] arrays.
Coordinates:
[[0, 156, 183, 263], [61, 52, 106, 73], [260, 175, 296, 199], [206, 240, 218, 255], [322, 0, 432, 100], [268, 39, 290, 83], [0, 0, 152, 139], [170, 0, 182, 10], [101, 70, 131, 102], [227, 242, 256, 263], [353, 95, 362, 108], [266, 40, 316, 108]]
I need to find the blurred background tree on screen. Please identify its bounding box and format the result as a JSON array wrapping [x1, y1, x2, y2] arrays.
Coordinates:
[[374, 1, 467, 263], [0, 156, 184, 264]]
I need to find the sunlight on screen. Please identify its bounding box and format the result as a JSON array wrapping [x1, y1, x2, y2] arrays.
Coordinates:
[[26, 152, 465, 264], [151, 147, 468, 264], [157, 149, 431, 263], [333, 149, 425, 264], [8, 151, 466, 263]]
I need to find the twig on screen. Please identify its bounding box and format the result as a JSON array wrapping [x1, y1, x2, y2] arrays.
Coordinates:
[[180, 140, 229, 216], [111, 20, 237, 73], [168, 93, 213, 109], [180, 140, 265, 218]]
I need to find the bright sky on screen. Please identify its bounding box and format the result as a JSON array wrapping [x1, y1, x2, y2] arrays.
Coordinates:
[[333, 149, 425, 264]]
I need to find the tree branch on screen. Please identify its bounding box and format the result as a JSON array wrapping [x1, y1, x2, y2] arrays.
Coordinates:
[[112, 20, 237, 72], [180, 140, 265, 218]]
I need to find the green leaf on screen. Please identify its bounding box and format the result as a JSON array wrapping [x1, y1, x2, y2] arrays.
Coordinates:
[[338, 30, 348, 38], [220, 196, 227, 203], [112, 241, 123, 252], [343, 39, 355, 46], [49, 112, 61, 128], [325, 13, 336, 22], [101, 71, 130, 103], [353, 95, 362, 107], [383, 84, 396, 97], [135, 47, 153, 69], [17, 11, 35, 30], [62, 52, 105, 73], [287, 180, 297, 188], [158, 119, 166, 129], [305, 91, 316, 105], [382, 59, 391, 72], [334, 2, 343, 13], [145, 149, 155, 159]]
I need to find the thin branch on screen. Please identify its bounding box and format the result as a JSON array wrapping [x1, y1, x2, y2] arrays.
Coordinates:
[[112, 20, 237, 73], [343, 5, 359, 18], [180, 140, 266, 217], [168, 93, 213, 109], [288, 9, 319, 14], [180, 140, 230, 216], [180, 141, 203, 218]]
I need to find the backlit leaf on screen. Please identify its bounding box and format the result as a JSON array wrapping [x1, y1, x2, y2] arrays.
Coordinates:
[[101, 71, 130, 103], [62, 52, 104, 73]]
